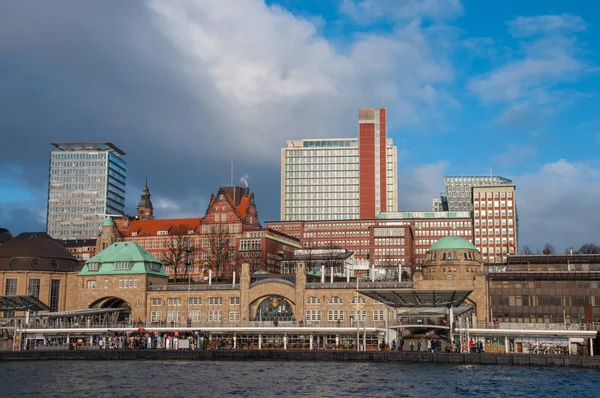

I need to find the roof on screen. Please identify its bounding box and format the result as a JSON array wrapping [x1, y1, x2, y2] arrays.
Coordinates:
[[124, 218, 202, 237], [0, 295, 50, 311], [398, 306, 473, 317], [60, 239, 96, 248], [79, 241, 168, 277], [357, 289, 473, 308], [0, 228, 13, 244], [429, 236, 478, 252], [51, 142, 126, 155], [0, 232, 81, 272], [103, 217, 116, 227], [43, 308, 124, 318], [283, 250, 354, 262], [209, 186, 254, 220]]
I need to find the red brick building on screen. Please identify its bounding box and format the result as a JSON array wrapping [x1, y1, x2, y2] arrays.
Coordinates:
[[95, 184, 300, 280]]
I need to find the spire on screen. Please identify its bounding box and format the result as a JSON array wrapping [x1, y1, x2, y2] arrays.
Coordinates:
[[137, 176, 154, 220]]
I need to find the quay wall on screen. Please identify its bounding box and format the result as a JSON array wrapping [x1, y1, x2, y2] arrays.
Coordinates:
[[1, 350, 600, 369]]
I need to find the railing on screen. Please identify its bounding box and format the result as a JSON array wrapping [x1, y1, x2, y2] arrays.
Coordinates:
[[307, 281, 413, 289], [14, 320, 390, 330], [462, 322, 600, 331], [148, 284, 240, 291]]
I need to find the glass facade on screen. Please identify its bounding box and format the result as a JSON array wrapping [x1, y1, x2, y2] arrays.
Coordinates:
[[46, 143, 126, 239], [50, 279, 60, 312], [488, 258, 600, 324], [281, 140, 397, 221], [444, 176, 512, 211]]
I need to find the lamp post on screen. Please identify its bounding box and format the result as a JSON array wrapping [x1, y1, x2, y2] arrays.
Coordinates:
[[186, 248, 192, 327]]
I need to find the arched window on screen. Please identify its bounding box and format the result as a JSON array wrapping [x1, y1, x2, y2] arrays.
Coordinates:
[[328, 296, 343, 305], [305, 296, 320, 305], [351, 296, 366, 304]]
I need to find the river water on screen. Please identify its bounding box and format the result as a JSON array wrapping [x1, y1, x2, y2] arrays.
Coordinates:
[[0, 360, 597, 397]]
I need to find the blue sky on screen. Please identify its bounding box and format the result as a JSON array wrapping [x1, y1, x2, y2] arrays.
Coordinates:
[[0, 0, 599, 251]]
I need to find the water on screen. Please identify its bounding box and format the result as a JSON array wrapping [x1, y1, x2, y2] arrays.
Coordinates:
[[0, 361, 598, 397]]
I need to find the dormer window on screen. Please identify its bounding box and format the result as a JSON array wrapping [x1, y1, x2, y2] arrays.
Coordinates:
[[88, 263, 100, 272], [114, 262, 134, 271], [157, 230, 168, 236], [131, 232, 138, 237]]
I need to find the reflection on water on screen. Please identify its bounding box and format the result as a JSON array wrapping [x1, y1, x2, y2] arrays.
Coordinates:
[[0, 360, 597, 397]]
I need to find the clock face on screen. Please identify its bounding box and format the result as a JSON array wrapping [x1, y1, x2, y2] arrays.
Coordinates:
[[218, 194, 224, 200]]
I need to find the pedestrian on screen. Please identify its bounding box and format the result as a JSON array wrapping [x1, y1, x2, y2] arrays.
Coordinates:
[[427, 339, 432, 352], [417, 340, 422, 352]]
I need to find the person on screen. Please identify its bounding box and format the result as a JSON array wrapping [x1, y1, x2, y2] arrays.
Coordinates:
[[399, 338, 404, 351], [469, 338, 474, 353], [409, 340, 414, 351], [417, 340, 422, 352], [392, 340, 396, 351], [427, 339, 432, 353]]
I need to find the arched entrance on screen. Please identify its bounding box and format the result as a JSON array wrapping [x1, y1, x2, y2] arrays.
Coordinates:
[[89, 297, 131, 322], [252, 296, 294, 321]]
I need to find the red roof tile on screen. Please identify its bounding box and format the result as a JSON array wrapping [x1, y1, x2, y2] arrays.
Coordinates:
[[124, 218, 202, 237]]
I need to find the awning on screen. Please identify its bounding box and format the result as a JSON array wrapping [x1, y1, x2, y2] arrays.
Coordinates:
[[0, 295, 50, 311], [358, 289, 473, 308], [397, 306, 473, 317]]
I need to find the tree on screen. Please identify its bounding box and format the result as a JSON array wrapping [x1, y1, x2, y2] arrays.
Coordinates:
[[203, 224, 235, 280], [542, 243, 555, 255], [520, 245, 533, 255], [578, 243, 600, 254], [164, 225, 197, 282]]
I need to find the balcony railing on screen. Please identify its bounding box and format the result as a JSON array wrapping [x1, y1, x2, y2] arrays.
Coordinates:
[[458, 322, 600, 331], [307, 281, 413, 289]]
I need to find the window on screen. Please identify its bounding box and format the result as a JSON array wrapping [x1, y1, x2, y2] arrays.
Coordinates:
[[133, 278, 138, 288], [350, 310, 366, 321], [328, 296, 343, 304], [327, 309, 344, 321], [104, 279, 108, 288], [87, 280, 96, 289], [373, 310, 385, 321], [188, 297, 202, 306], [229, 311, 240, 321], [306, 296, 320, 305], [114, 261, 134, 271], [119, 279, 123, 288], [167, 311, 181, 322], [167, 298, 182, 306], [229, 297, 240, 305], [208, 310, 222, 321], [50, 280, 60, 312], [87, 262, 100, 271], [151, 298, 162, 306], [151, 311, 161, 322], [305, 310, 321, 322], [209, 297, 223, 306], [5, 279, 17, 296], [28, 278, 41, 298], [188, 310, 201, 322], [350, 296, 365, 304]]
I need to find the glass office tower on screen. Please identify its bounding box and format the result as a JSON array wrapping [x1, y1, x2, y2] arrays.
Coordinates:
[[46, 142, 126, 239]]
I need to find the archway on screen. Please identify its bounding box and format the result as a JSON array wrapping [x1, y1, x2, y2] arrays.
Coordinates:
[[252, 296, 294, 321], [89, 296, 131, 322]]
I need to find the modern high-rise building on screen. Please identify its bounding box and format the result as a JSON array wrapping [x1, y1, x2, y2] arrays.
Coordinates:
[[46, 142, 127, 240], [472, 184, 518, 263], [442, 175, 513, 211], [281, 108, 397, 221]]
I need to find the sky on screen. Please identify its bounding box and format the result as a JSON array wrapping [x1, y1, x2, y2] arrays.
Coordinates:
[[0, 0, 599, 252]]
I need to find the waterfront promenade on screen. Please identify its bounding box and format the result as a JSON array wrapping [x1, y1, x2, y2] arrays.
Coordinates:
[[2, 349, 600, 369]]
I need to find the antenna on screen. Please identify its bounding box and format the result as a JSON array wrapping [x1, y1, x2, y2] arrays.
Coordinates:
[[490, 168, 493, 177], [381, 89, 385, 108], [230, 157, 234, 187]]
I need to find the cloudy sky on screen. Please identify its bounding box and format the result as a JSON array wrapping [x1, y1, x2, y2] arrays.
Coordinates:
[[1, 0, 599, 251]]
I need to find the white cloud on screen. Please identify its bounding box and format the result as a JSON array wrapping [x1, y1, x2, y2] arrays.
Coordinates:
[[468, 14, 588, 119], [507, 14, 586, 38], [340, 0, 463, 23], [148, 0, 456, 164], [514, 159, 600, 250], [397, 161, 449, 211], [493, 143, 537, 166]]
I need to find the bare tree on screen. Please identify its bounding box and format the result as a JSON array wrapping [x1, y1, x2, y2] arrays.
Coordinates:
[[203, 224, 234, 280], [578, 243, 600, 254], [520, 245, 533, 255], [542, 243, 555, 255], [164, 225, 197, 282]]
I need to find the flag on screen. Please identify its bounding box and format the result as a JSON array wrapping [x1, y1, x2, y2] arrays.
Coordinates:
[[508, 241, 515, 250]]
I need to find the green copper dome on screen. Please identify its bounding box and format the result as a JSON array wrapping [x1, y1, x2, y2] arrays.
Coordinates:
[[428, 236, 478, 252], [102, 217, 115, 227]]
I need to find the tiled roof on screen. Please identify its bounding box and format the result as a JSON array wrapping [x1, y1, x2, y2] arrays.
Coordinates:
[[124, 218, 202, 237], [209, 187, 253, 221], [79, 241, 167, 277]]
